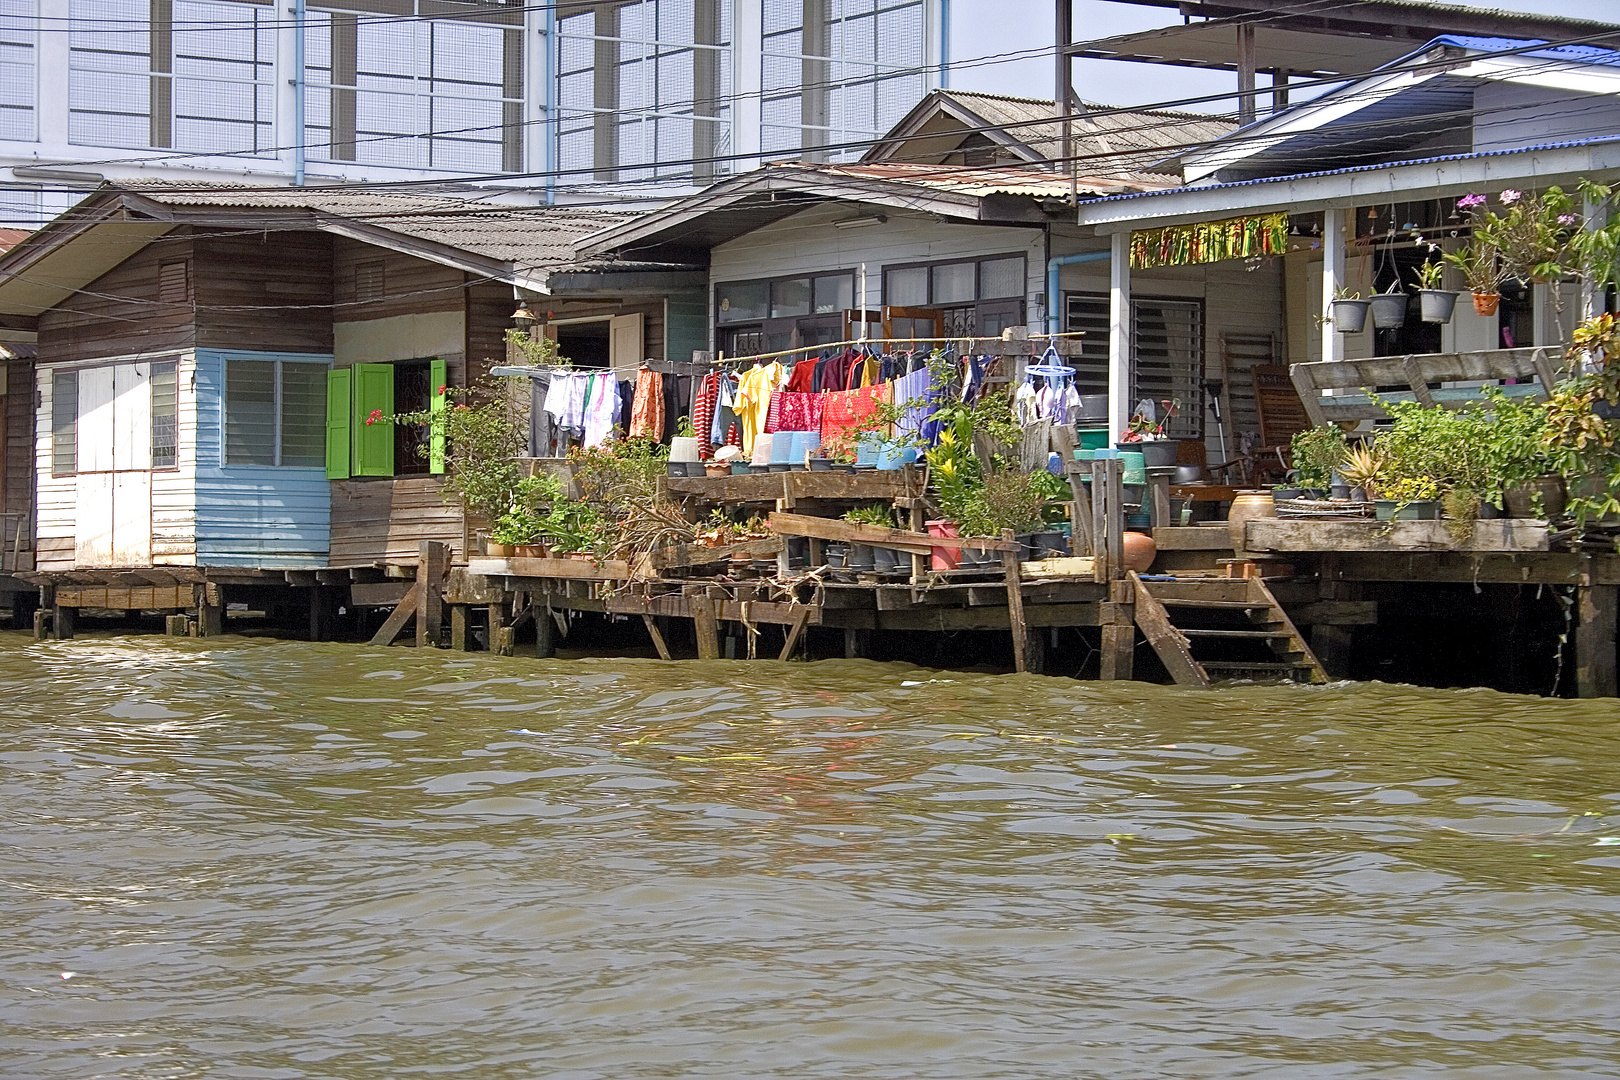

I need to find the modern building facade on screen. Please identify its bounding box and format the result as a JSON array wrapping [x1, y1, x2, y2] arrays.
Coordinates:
[[0, 0, 944, 224]]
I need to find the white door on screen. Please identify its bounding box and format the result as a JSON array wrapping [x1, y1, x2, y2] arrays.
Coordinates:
[[609, 313, 644, 369], [73, 363, 152, 567]]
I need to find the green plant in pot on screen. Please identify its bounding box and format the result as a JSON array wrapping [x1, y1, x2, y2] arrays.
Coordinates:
[[1327, 286, 1369, 333], [1369, 279, 1409, 330], [1290, 425, 1347, 495]]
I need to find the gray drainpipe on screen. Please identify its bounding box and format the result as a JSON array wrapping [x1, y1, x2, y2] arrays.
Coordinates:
[[1047, 250, 1110, 334]]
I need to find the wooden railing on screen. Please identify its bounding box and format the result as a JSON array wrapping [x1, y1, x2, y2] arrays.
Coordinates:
[[1290, 346, 1564, 425]]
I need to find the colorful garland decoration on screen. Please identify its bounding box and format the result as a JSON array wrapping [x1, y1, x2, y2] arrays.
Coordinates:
[[1129, 212, 1290, 270]]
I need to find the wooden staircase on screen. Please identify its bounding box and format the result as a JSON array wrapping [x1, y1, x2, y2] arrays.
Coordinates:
[[1129, 572, 1328, 688]]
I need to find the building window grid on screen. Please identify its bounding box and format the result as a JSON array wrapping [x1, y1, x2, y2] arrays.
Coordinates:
[[67, 0, 276, 153], [303, 11, 520, 172], [224, 359, 328, 468], [555, 0, 733, 183], [0, 0, 35, 143], [761, 0, 927, 159]]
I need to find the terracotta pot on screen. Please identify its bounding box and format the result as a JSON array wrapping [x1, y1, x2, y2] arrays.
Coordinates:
[[1121, 530, 1156, 573], [1471, 291, 1501, 316], [513, 543, 549, 559], [1227, 491, 1276, 553], [485, 540, 514, 558]]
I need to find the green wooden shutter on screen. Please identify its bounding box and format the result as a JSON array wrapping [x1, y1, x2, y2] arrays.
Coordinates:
[[325, 367, 351, 480], [429, 357, 447, 475], [352, 363, 395, 477]]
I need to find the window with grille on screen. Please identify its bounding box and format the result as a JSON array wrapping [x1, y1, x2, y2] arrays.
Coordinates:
[[150, 360, 177, 468], [52, 371, 77, 476], [0, 0, 36, 142], [225, 359, 329, 467], [1065, 294, 1204, 437]]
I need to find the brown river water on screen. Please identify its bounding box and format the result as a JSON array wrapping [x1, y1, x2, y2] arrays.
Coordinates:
[[3, 631, 1620, 1079]]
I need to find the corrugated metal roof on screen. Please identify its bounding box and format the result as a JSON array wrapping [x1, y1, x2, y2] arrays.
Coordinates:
[[869, 90, 1233, 181], [786, 160, 1174, 197], [1079, 132, 1620, 208], [117, 182, 642, 272]]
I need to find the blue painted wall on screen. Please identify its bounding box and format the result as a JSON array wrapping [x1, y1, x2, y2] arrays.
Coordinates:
[[194, 349, 333, 568]]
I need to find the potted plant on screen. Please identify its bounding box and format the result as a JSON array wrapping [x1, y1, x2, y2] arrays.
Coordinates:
[[843, 504, 897, 573], [1409, 253, 1458, 324], [1373, 476, 1442, 521], [1444, 195, 1507, 314], [1116, 399, 1181, 467], [1338, 442, 1384, 502], [1290, 425, 1347, 499], [1369, 280, 1408, 330], [1327, 287, 1370, 333]]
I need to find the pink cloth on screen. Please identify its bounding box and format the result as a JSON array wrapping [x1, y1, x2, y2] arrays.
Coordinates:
[[774, 392, 824, 433], [819, 383, 889, 456]]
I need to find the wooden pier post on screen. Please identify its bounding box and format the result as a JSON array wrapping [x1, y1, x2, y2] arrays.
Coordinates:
[[641, 613, 673, 660], [416, 541, 446, 649], [692, 597, 720, 660], [448, 605, 472, 651], [1577, 584, 1618, 698], [193, 583, 222, 637], [53, 603, 76, 640], [1001, 529, 1030, 674], [165, 614, 189, 637]]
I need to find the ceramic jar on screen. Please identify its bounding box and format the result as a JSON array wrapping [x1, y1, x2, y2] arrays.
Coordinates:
[[1227, 491, 1276, 553]]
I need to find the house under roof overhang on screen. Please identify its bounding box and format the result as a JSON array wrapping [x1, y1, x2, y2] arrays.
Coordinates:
[[0, 183, 651, 338]]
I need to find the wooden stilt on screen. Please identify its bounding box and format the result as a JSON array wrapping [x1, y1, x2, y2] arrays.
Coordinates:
[[1577, 583, 1618, 698], [32, 607, 48, 640], [532, 600, 552, 658], [1100, 623, 1134, 681], [843, 627, 862, 659], [642, 613, 673, 660], [692, 598, 720, 660], [1002, 528, 1030, 674], [778, 605, 812, 661], [308, 588, 329, 642], [165, 614, 189, 637], [196, 604, 222, 638], [416, 541, 446, 649], [448, 605, 472, 651]]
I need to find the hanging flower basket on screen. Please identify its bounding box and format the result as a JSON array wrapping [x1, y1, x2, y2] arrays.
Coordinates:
[[1328, 298, 1370, 333], [1369, 293, 1408, 330], [1417, 289, 1458, 324], [1471, 292, 1501, 316]]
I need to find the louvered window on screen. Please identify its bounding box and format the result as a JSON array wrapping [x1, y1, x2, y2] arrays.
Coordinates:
[[51, 371, 77, 476], [225, 359, 329, 467], [150, 359, 177, 468], [1065, 294, 1204, 437], [159, 260, 189, 304]]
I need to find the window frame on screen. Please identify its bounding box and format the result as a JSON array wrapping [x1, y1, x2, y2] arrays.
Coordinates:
[[881, 253, 1028, 308], [1064, 291, 1205, 440], [49, 357, 185, 477], [223, 356, 332, 468]]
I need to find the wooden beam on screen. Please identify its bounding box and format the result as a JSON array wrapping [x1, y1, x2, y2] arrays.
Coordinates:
[[1577, 584, 1618, 698], [641, 613, 673, 660], [448, 605, 472, 651], [1245, 519, 1549, 554], [467, 555, 635, 580], [1130, 572, 1208, 688], [369, 583, 421, 646], [769, 512, 1014, 553], [778, 605, 812, 660], [1100, 623, 1134, 681], [691, 597, 720, 660]]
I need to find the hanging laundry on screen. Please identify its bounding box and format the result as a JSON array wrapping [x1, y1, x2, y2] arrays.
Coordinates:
[[891, 366, 934, 442], [783, 358, 816, 394], [820, 381, 890, 458], [734, 361, 784, 454], [694, 372, 719, 459], [544, 370, 589, 433], [628, 367, 664, 440], [773, 392, 824, 434], [583, 372, 622, 447], [763, 389, 785, 434]]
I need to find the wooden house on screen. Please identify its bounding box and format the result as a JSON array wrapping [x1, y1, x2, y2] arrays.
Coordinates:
[[0, 184, 692, 578]]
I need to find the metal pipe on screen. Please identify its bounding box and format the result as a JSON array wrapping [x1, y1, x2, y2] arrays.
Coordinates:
[[1046, 249, 1109, 335], [293, 0, 306, 186]]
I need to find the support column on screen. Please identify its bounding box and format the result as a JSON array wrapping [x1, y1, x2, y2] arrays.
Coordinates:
[[53, 604, 75, 640], [1236, 23, 1256, 127], [1577, 584, 1617, 699], [1321, 206, 1344, 367], [448, 605, 472, 651], [1107, 229, 1131, 443], [416, 541, 446, 649], [308, 587, 329, 642], [730, 0, 763, 172]]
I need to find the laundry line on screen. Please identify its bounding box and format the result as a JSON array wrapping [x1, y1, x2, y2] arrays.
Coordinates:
[[708, 330, 1089, 367]]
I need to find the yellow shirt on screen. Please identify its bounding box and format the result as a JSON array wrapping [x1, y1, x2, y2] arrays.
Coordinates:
[[735, 362, 784, 455]]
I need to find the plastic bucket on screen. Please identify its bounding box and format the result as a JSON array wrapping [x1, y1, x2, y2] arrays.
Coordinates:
[[925, 519, 961, 571]]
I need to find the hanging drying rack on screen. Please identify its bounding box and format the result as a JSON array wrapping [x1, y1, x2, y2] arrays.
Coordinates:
[[709, 331, 1087, 367]]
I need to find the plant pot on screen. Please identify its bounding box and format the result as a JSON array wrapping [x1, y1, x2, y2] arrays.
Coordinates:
[[768, 462, 791, 472], [925, 520, 961, 571], [1571, 475, 1620, 524], [1370, 292, 1408, 329], [1028, 530, 1066, 557], [1350, 487, 1368, 502], [731, 462, 751, 475], [787, 537, 810, 568], [1504, 475, 1566, 519], [1228, 490, 1276, 552], [669, 436, 700, 463], [1272, 487, 1301, 501], [1471, 291, 1501, 316], [1121, 530, 1156, 573], [809, 457, 835, 471], [847, 544, 877, 572], [1300, 488, 1326, 501], [1329, 298, 1370, 333], [1115, 439, 1178, 469], [1373, 499, 1440, 521], [514, 543, 549, 558], [825, 543, 847, 569], [873, 546, 900, 574], [485, 540, 514, 558], [1330, 484, 1352, 501], [1593, 400, 1620, 420], [1418, 289, 1458, 324], [666, 462, 688, 477], [1478, 500, 1505, 519], [705, 463, 730, 477]]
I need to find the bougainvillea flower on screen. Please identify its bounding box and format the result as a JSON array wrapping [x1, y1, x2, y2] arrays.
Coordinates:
[[1499, 189, 1523, 204], [1456, 194, 1486, 209]]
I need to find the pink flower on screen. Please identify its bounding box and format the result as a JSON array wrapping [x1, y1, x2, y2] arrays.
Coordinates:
[[1559, 214, 1579, 226], [437, 384, 447, 395], [454, 404, 469, 411], [1456, 193, 1486, 209], [364, 408, 382, 427], [1499, 189, 1523, 205]]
